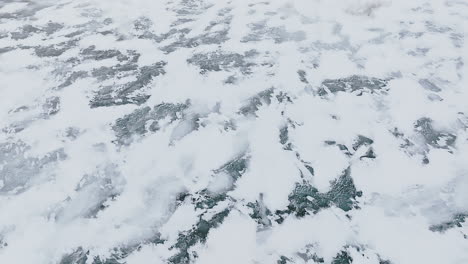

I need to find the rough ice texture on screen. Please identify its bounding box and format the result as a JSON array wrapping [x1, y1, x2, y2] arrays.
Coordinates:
[[0, 0, 467, 263]]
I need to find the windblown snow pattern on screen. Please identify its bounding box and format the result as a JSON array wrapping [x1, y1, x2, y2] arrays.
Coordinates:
[[0, 0, 467, 263]]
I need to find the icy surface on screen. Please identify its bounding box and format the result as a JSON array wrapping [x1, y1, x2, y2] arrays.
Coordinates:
[[0, 0, 467, 263]]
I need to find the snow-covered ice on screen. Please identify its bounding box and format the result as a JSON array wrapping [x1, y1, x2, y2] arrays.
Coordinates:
[[0, 0, 467, 263]]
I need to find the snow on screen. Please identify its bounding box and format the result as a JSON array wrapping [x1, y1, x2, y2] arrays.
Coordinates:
[[0, 0, 467, 263]]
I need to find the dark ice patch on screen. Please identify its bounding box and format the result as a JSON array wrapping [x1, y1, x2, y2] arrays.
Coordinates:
[[276, 167, 361, 220], [247, 194, 272, 228], [169, 209, 230, 264], [318, 75, 388, 96], [277, 256, 292, 264], [170, 186, 234, 263], [34, 40, 78, 57], [192, 190, 228, 210], [57, 71, 89, 89], [10, 25, 41, 40], [0, 2, 51, 21], [398, 30, 424, 39], [160, 30, 227, 53], [429, 213, 467, 232], [380, 261, 392, 264], [90, 62, 166, 108], [86, 50, 140, 81], [352, 135, 377, 160], [239, 88, 274, 116], [302, 163, 315, 177], [81, 45, 126, 61], [91, 63, 138, 81], [214, 155, 249, 181], [324, 141, 352, 156], [59, 248, 88, 264], [332, 250, 353, 264], [113, 102, 189, 144], [187, 50, 257, 74], [352, 135, 374, 151], [133, 19, 160, 40], [61, 48, 139, 86], [153, 7, 232, 52], [360, 148, 376, 159], [414, 117, 456, 149], [64, 30, 86, 38], [133, 16, 153, 32], [159, 22, 231, 53], [276, 92, 293, 104], [43, 22, 64, 35], [35, 45, 68, 57], [279, 125, 289, 145], [297, 70, 309, 84], [59, 246, 137, 264]]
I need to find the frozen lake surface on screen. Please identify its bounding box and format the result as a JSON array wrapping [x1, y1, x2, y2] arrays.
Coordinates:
[[0, 0, 467, 263]]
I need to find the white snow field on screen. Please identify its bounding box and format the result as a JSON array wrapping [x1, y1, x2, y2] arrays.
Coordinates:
[[0, 0, 467, 263]]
